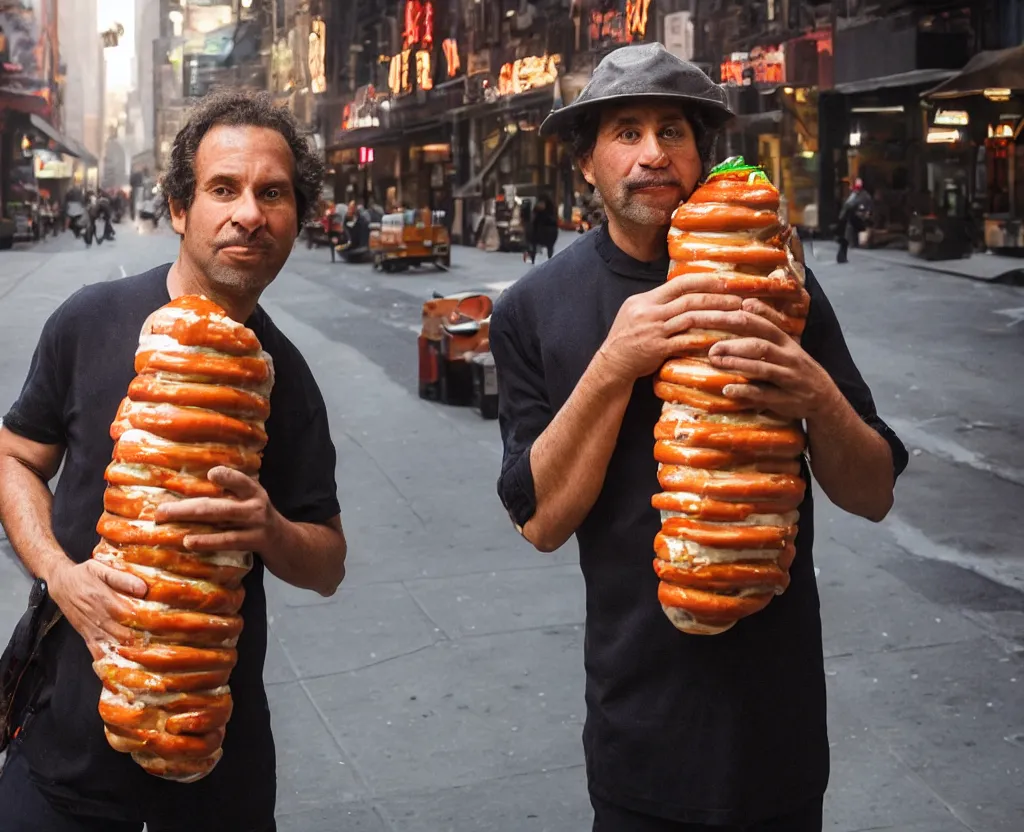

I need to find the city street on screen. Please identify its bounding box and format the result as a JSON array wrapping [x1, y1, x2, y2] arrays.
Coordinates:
[[0, 223, 1022, 832]]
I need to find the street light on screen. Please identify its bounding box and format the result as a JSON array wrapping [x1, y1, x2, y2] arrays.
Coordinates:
[[241, 0, 253, 7]]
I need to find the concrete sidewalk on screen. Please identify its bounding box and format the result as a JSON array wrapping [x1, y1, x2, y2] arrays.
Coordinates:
[[806, 239, 1024, 283]]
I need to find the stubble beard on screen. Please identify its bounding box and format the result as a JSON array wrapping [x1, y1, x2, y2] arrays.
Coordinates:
[[604, 183, 677, 227]]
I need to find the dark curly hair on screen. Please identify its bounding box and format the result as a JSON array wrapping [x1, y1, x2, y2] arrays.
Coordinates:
[[162, 90, 324, 231], [566, 103, 721, 177]]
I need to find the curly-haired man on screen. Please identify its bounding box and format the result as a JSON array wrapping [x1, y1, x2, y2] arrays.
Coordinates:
[[0, 90, 346, 831]]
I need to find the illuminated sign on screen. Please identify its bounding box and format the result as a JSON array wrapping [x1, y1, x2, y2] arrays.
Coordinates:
[[720, 45, 784, 85], [498, 54, 560, 97], [403, 0, 433, 51], [443, 38, 460, 77], [388, 50, 412, 95], [934, 109, 969, 126], [416, 50, 433, 91], [341, 85, 379, 131], [625, 0, 651, 40], [926, 128, 962, 144], [309, 17, 326, 94], [359, 146, 374, 165]]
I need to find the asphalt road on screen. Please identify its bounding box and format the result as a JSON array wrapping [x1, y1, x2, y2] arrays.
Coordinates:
[[0, 222, 1020, 832]]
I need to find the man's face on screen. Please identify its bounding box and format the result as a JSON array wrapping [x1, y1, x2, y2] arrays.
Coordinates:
[[170, 125, 298, 300], [579, 101, 703, 228]]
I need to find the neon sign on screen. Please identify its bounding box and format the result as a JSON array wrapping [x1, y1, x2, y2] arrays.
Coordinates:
[[498, 55, 560, 97], [403, 0, 434, 51]]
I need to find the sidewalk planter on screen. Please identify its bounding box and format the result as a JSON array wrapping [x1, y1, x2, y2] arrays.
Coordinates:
[[908, 215, 973, 261]]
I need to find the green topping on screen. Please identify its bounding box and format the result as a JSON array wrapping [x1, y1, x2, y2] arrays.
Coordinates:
[[706, 156, 770, 184]]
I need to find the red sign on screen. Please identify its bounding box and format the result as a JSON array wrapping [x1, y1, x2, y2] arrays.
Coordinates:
[[403, 0, 433, 51], [359, 146, 374, 165]]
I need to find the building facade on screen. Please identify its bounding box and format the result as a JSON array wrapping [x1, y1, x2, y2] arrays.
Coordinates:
[[324, 0, 665, 244], [58, 0, 104, 188]]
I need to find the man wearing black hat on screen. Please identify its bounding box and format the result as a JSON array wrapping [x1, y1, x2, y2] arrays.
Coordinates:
[[489, 43, 908, 831]]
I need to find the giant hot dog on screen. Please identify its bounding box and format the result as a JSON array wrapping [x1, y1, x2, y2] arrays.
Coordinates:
[[92, 295, 273, 781], [653, 157, 809, 635]]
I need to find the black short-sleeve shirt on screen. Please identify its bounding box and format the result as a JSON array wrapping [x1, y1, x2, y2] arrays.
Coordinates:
[[3, 265, 340, 828], [489, 225, 909, 826]]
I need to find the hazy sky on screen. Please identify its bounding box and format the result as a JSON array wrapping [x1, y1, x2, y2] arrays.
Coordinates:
[[99, 0, 136, 90]]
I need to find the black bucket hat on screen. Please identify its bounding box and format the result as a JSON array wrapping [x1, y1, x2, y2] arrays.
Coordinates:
[[540, 42, 733, 138]]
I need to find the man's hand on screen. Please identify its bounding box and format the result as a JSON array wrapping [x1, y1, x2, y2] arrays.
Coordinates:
[[701, 302, 841, 421], [47, 557, 148, 661], [598, 275, 745, 382], [154, 466, 283, 554]]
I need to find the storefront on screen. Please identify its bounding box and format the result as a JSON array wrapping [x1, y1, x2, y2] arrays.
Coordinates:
[[921, 44, 1024, 253], [718, 32, 831, 233]]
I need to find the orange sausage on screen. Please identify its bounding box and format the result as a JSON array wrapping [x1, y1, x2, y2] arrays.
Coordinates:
[[94, 556, 245, 615], [653, 557, 791, 593], [657, 582, 774, 624], [120, 401, 267, 447], [113, 597, 244, 646], [668, 236, 789, 268], [128, 377, 270, 420], [652, 490, 802, 520], [672, 203, 780, 232], [652, 421, 806, 456], [657, 466, 806, 502], [164, 701, 234, 735], [96, 512, 215, 549], [92, 540, 250, 588], [148, 296, 261, 355], [115, 689, 234, 715], [112, 437, 262, 475], [130, 749, 222, 782], [97, 662, 233, 694], [115, 643, 238, 673], [104, 723, 225, 759], [656, 516, 795, 550], [658, 358, 747, 392], [98, 696, 233, 736], [653, 380, 746, 413], [104, 461, 227, 498], [654, 440, 799, 469], [686, 179, 780, 209], [135, 351, 270, 387], [103, 485, 181, 520], [667, 263, 804, 297]]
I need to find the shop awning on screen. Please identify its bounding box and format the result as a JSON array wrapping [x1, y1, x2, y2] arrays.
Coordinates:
[[61, 133, 98, 167], [922, 44, 1024, 99], [27, 114, 77, 156], [831, 68, 959, 96]]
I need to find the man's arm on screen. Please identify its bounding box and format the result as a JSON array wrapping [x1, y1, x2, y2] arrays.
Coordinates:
[[156, 467, 346, 597], [0, 428, 66, 584], [494, 275, 746, 552], [702, 301, 902, 522], [804, 390, 894, 521], [0, 428, 148, 659], [521, 353, 633, 552]]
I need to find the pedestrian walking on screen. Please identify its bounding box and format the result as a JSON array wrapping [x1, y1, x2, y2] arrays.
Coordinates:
[[489, 43, 908, 832], [0, 90, 347, 832], [527, 193, 559, 264], [836, 179, 873, 264]]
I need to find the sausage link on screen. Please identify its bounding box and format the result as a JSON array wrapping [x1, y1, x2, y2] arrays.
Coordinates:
[[128, 376, 270, 420]]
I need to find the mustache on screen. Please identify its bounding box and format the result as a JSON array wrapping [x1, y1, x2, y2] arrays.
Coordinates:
[[625, 176, 682, 191], [216, 235, 271, 250]]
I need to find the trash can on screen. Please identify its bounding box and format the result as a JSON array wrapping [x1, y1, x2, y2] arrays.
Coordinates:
[[470, 352, 499, 420]]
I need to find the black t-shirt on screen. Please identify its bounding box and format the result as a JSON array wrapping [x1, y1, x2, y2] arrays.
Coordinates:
[[489, 224, 909, 826], [3, 265, 340, 828]]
